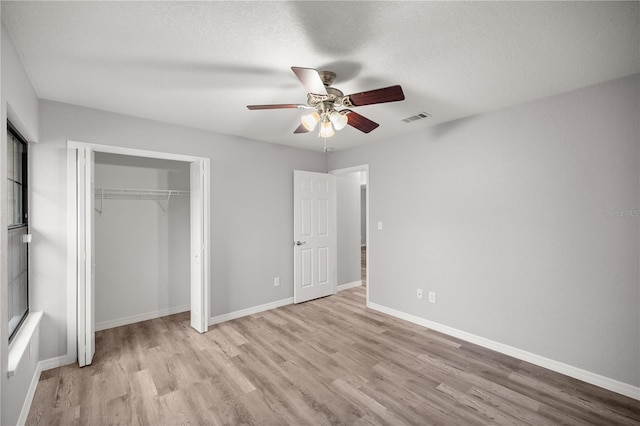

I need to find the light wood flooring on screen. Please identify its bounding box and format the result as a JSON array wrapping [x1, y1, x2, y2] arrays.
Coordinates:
[[28, 283, 639, 425]]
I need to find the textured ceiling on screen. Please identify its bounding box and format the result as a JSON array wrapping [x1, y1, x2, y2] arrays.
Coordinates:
[[2, 1, 639, 151]]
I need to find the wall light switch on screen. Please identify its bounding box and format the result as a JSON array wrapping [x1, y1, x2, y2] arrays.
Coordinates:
[[377, 221, 383, 230], [274, 277, 280, 287]]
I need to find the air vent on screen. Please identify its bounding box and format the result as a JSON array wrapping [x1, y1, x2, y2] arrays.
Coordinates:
[[402, 112, 431, 123]]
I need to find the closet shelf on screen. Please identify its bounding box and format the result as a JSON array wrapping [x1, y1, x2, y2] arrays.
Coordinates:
[[95, 188, 189, 201], [94, 188, 189, 214]]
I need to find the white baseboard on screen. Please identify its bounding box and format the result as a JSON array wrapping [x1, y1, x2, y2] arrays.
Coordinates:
[[40, 354, 75, 371], [96, 304, 190, 331], [368, 302, 640, 401], [17, 354, 76, 425], [209, 297, 293, 326], [337, 280, 362, 292]]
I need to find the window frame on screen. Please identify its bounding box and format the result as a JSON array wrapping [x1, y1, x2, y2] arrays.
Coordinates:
[[7, 121, 29, 342]]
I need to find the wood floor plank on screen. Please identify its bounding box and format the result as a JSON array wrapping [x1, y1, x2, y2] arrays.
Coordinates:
[[466, 386, 555, 426], [231, 344, 332, 425], [330, 378, 406, 425], [27, 285, 640, 425], [25, 376, 59, 426], [417, 351, 545, 415], [436, 382, 524, 426], [508, 371, 640, 425]]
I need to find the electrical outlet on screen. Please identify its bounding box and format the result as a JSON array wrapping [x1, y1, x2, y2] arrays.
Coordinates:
[[416, 288, 423, 299], [274, 277, 280, 287], [428, 291, 436, 304]]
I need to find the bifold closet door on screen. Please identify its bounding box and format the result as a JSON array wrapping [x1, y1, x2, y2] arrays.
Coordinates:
[[190, 160, 209, 333], [77, 147, 96, 367]]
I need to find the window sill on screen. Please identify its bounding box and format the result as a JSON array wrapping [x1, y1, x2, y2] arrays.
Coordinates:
[[7, 311, 43, 378]]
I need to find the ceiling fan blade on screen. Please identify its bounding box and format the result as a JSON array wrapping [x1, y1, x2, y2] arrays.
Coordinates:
[[343, 110, 379, 133], [291, 67, 328, 96], [345, 85, 405, 107], [247, 104, 308, 110], [294, 123, 310, 134]]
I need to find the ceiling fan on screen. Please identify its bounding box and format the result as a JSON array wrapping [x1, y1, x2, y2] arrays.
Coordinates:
[[247, 66, 405, 138]]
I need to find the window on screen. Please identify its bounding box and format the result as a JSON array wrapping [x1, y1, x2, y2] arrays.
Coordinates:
[[7, 122, 29, 342]]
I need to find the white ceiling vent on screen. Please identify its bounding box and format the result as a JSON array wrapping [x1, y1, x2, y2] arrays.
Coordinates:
[[402, 112, 431, 123]]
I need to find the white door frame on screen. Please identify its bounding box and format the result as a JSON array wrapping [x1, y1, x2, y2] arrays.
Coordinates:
[[330, 165, 370, 307], [66, 141, 211, 364]]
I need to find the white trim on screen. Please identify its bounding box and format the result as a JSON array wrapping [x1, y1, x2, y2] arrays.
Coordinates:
[[96, 305, 191, 331], [39, 354, 75, 371], [203, 158, 211, 328], [337, 280, 362, 292], [208, 298, 293, 326], [329, 165, 368, 175], [7, 312, 43, 377], [329, 165, 369, 309], [368, 302, 640, 401], [66, 140, 203, 162]]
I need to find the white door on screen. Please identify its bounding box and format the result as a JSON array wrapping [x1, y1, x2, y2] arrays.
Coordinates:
[[190, 160, 209, 332], [293, 170, 337, 303], [77, 148, 95, 366]]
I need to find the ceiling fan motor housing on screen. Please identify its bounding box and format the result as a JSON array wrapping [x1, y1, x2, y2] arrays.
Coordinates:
[[307, 86, 345, 112]]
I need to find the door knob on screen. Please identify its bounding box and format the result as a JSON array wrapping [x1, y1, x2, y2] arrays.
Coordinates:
[[295, 241, 307, 246]]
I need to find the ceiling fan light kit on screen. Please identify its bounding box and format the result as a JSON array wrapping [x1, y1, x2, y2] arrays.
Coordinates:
[[301, 111, 320, 131], [329, 111, 348, 130], [319, 120, 335, 138], [247, 66, 405, 140]]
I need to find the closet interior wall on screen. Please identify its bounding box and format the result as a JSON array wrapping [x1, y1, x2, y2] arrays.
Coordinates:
[[94, 153, 190, 330]]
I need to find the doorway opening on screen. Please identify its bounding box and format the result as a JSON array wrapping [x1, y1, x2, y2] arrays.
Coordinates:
[[93, 153, 190, 331], [330, 165, 369, 307], [66, 141, 210, 367]]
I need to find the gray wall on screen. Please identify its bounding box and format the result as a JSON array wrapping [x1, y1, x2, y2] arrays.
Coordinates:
[[34, 100, 327, 360], [1, 23, 41, 426], [328, 74, 640, 387], [336, 173, 361, 285], [94, 153, 190, 328]]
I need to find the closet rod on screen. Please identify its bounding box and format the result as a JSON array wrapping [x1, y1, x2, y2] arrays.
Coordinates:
[[94, 188, 189, 214]]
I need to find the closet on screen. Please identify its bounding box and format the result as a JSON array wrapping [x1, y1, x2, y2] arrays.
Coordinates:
[[93, 152, 190, 331]]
